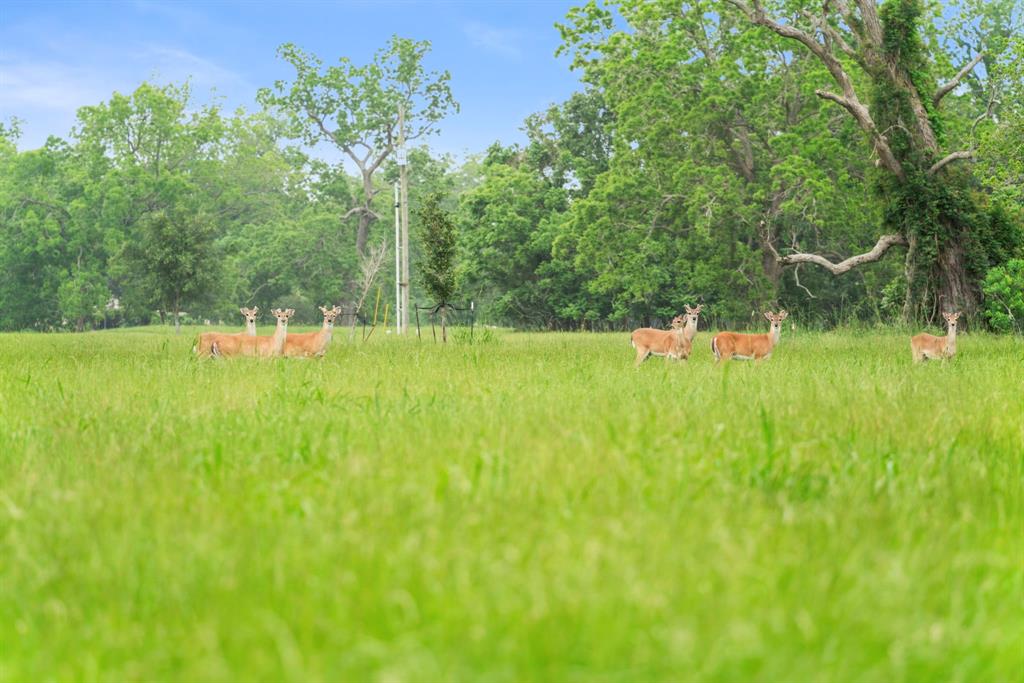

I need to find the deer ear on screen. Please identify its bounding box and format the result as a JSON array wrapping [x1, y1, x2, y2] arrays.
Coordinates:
[[319, 306, 327, 314], [696, 304, 703, 313], [764, 311, 773, 321], [780, 310, 788, 319], [239, 308, 246, 315], [287, 309, 295, 316]]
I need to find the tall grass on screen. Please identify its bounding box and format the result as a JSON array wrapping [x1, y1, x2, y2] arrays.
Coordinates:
[[1, 327, 1021, 682]]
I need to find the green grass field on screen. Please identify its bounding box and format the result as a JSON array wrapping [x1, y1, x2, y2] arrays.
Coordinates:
[[1, 326, 1021, 682]]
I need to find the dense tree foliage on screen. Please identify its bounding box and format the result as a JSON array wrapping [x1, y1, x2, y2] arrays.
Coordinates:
[[1, 14, 1019, 333]]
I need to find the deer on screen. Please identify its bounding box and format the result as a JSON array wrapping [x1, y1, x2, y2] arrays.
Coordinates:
[[194, 307, 259, 358], [711, 310, 788, 363], [283, 305, 342, 358], [631, 314, 691, 367], [682, 304, 703, 344], [911, 312, 961, 362], [211, 308, 294, 358]]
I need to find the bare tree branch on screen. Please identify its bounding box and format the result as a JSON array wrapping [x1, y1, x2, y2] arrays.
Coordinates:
[[927, 150, 974, 175], [934, 53, 985, 106], [342, 206, 381, 222], [800, 9, 863, 67], [792, 264, 817, 298], [765, 230, 909, 274], [348, 241, 389, 340]]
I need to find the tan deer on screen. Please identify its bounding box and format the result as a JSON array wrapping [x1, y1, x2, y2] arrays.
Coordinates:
[[911, 312, 961, 362], [194, 307, 259, 358], [212, 308, 293, 358], [631, 314, 691, 367], [284, 305, 342, 358], [712, 310, 788, 362], [682, 304, 703, 343]]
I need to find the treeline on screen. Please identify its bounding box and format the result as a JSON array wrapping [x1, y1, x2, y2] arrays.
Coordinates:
[[1, 1, 1022, 333]]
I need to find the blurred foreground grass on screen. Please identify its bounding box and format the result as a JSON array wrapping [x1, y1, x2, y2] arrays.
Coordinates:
[[1, 327, 1021, 682]]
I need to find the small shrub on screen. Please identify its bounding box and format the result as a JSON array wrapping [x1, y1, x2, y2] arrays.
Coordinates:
[[981, 259, 1024, 333]]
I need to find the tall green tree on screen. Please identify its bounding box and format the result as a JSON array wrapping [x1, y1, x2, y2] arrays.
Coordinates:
[[258, 37, 458, 257], [418, 193, 458, 341], [120, 210, 222, 333], [557, 0, 885, 325], [723, 0, 1021, 319]]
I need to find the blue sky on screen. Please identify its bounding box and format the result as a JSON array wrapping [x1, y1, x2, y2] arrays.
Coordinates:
[[0, 0, 586, 158]]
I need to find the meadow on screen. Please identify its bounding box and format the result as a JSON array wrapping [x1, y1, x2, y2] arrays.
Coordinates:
[[1, 326, 1021, 682]]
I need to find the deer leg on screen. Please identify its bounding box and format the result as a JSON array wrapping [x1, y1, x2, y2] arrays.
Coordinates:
[[634, 348, 650, 367]]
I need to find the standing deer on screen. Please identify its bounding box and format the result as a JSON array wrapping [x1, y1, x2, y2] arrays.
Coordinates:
[[212, 308, 293, 358], [631, 314, 691, 367], [194, 307, 259, 358], [711, 310, 788, 362], [911, 312, 961, 362], [284, 305, 342, 358], [682, 304, 703, 344]]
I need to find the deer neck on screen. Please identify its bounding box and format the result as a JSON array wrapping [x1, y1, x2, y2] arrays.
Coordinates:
[[684, 320, 698, 342], [945, 323, 957, 355], [769, 325, 781, 349], [319, 320, 333, 346], [245, 321, 257, 336], [272, 320, 288, 354]]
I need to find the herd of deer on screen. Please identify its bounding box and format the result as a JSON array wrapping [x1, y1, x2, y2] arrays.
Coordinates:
[[192, 302, 963, 365], [193, 305, 342, 359], [631, 305, 962, 366]]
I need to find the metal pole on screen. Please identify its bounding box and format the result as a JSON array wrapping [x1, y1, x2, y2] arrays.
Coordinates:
[[398, 103, 411, 334], [394, 182, 401, 335]]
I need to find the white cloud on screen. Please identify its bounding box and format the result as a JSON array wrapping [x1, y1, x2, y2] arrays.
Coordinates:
[[137, 44, 251, 90], [463, 21, 523, 60], [0, 59, 115, 112]]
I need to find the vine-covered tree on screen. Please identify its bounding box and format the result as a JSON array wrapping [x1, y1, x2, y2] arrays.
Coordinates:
[[724, 0, 1021, 319]]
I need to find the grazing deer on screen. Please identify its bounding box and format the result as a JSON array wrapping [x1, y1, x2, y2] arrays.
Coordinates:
[[712, 310, 788, 362], [212, 308, 294, 358], [284, 305, 342, 358], [911, 312, 961, 362], [194, 307, 259, 358], [631, 315, 691, 367], [682, 304, 703, 343]]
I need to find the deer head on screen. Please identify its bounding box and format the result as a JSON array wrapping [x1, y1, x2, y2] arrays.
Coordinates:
[[319, 305, 342, 327], [271, 308, 294, 326], [239, 307, 259, 325], [683, 304, 703, 328], [764, 310, 789, 330], [943, 311, 961, 331]]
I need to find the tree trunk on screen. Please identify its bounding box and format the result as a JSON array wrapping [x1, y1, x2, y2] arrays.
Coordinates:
[[761, 239, 782, 295], [174, 297, 181, 335], [903, 216, 982, 321], [356, 211, 370, 258], [76, 316, 85, 333], [440, 305, 448, 343]]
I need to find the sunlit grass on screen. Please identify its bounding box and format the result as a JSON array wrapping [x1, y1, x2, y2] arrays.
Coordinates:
[[1, 327, 1021, 682]]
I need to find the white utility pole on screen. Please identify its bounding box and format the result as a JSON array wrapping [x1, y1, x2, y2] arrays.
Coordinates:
[[394, 181, 402, 334], [397, 103, 411, 333]]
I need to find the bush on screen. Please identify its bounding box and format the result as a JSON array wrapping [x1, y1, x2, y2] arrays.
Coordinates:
[[982, 259, 1024, 333]]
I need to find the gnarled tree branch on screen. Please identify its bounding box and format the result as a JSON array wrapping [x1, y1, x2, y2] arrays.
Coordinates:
[[766, 231, 909, 275], [934, 53, 984, 106], [928, 150, 973, 175]]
